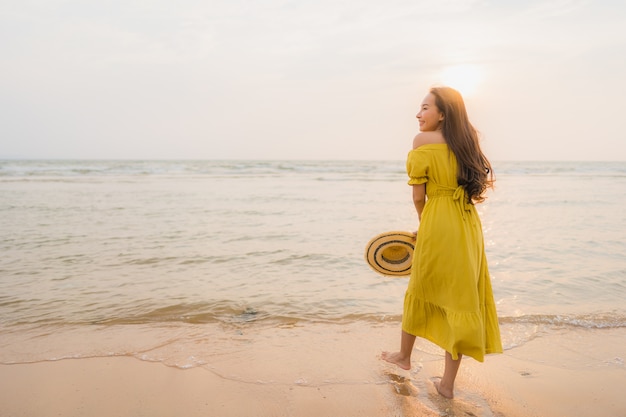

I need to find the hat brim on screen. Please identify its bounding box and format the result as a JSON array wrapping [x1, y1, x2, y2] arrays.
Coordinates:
[[365, 231, 414, 277]]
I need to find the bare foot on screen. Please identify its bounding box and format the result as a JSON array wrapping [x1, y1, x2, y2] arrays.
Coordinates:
[[434, 379, 454, 399], [381, 351, 411, 370]]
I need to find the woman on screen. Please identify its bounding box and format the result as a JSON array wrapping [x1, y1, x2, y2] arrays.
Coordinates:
[[382, 86, 502, 399]]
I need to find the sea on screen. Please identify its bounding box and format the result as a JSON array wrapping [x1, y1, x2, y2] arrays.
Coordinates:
[[1, 159, 625, 369]]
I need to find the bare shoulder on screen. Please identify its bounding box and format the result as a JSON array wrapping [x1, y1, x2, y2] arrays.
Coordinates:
[[412, 131, 446, 149]]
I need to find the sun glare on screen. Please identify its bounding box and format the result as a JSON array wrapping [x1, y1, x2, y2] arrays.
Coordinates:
[[440, 64, 484, 97]]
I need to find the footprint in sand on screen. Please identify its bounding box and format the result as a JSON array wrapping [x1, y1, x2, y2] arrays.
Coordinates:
[[385, 372, 415, 397]]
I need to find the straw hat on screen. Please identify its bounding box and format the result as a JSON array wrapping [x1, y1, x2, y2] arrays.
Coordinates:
[[364, 231, 414, 276]]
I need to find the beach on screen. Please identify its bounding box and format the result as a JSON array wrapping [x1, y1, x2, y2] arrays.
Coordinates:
[[1, 159, 625, 416], [2, 322, 625, 416]]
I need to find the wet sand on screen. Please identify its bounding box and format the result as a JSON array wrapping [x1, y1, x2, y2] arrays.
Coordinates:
[[1, 322, 624, 416]]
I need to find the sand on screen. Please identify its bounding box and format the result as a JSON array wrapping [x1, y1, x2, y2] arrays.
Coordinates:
[[1, 322, 625, 417]]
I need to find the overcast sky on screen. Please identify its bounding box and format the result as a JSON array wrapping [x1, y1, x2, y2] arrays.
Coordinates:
[[1, 0, 625, 160]]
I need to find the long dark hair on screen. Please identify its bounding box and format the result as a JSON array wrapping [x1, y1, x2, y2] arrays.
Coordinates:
[[430, 86, 494, 204]]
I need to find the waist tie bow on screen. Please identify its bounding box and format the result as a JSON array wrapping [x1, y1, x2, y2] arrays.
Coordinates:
[[452, 186, 473, 219]]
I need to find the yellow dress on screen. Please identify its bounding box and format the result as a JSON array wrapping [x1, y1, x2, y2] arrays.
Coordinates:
[[404, 144, 502, 362]]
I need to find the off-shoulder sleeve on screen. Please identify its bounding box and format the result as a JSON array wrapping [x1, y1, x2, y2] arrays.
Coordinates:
[[406, 149, 429, 185]]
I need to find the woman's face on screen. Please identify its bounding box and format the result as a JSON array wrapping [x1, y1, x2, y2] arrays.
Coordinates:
[[416, 93, 444, 132]]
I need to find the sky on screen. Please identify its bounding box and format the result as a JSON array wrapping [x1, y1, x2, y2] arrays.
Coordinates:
[[1, 0, 625, 161]]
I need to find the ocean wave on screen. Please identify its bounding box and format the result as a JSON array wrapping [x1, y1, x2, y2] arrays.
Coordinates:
[[494, 161, 626, 177], [0, 159, 405, 179], [91, 306, 626, 331], [7, 298, 620, 331], [499, 313, 626, 329], [86, 301, 402, 327]]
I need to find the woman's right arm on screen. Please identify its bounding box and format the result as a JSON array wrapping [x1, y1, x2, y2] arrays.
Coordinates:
[[412, 183, 426, 221]]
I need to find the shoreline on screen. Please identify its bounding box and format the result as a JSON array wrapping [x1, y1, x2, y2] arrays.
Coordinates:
[[0, 356, 398, 417], [1, 322, 625, 416]]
